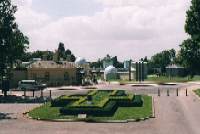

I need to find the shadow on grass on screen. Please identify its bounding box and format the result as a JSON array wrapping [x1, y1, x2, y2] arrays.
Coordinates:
[[0, 112, 16, 120], [0, 95, 50, 103]]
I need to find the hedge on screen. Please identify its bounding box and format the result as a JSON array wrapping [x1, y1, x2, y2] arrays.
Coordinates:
[[51, 95, 82, 107], [60, 100, 117, 116], [60, 95, 143, 116]]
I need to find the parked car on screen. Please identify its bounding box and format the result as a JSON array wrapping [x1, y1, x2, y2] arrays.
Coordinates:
[[18, 80, 47, 91]]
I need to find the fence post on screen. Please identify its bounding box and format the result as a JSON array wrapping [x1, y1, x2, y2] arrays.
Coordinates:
[[24, 90, 26, 97], [49, 90, 52, 99], [167, 89, 169, 96], [33, 90, 35, 97], [177, 88, 178, 96], [41, 89, 43, 98], [158, 88, 160, 96], [186, 89, 188, 96]]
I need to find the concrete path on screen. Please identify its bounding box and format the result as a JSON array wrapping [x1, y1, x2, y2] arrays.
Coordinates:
[[0, 84, 200, 134]]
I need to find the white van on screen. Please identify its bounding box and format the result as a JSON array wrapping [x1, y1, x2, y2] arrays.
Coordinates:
[[18, 80, 46, 91]]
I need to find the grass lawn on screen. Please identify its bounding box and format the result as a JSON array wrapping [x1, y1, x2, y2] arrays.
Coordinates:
[[28, 95, 152, 121], [89, 96, 152, 120], [118, 75, 200, 85], [29, 103, 77, 120], [194, 89, 200, 97], [147, 76, 189, 84]]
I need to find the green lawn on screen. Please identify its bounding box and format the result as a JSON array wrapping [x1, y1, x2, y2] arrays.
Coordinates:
[[28, 95, 152, 121], [29, 103, 76, 120], [89, 96, 152, 120], [194, 89, 200, 97], [118, 75, 200, 85]]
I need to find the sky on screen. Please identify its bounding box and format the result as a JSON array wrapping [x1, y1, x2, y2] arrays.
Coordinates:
[[12, 0, 191, 61]]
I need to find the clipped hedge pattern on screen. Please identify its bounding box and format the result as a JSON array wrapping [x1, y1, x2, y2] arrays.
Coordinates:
[[51, 90, 143, 116], [60, 95, 143, 116]]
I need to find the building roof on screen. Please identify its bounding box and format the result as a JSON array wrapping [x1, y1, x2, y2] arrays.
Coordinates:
[[104, 65, 117, 75], [27, 61, 77, 69]]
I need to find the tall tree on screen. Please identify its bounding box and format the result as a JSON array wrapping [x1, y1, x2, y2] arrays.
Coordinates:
[[185, 0, 200, 41], [0, 0, 29, 95], [179, 0, 200, 76], [58, 42, 65, 60], [179, 39, 200, 75]]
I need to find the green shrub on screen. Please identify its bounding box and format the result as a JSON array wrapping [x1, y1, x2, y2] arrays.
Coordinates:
[[60, 100, 117, 116], [88, 90, 98, 96], [51, 95, 84, 107], [60, 95, 143, 116]]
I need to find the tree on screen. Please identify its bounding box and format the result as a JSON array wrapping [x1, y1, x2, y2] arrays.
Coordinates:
[[185, 0, 200, 41], [0, 0, 29, 96], [178, 0, 200, 76], [58, 42, 65, 60], [149, 49, 176, 74], [65, 49, 71, 56], [70, 54, 76, 62], [179, 39, 200, 75]]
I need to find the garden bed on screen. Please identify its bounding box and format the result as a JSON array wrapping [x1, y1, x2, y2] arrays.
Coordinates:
[[28, 90, 153, 122]]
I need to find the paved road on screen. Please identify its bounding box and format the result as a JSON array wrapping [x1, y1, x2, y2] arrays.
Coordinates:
[[0, 84, 200, 134]]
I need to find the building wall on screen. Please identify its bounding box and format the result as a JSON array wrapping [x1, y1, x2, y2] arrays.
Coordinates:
[[27, 68, 79, 86]]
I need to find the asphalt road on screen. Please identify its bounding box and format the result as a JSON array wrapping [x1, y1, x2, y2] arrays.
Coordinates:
[[0, 83, 200, 134]]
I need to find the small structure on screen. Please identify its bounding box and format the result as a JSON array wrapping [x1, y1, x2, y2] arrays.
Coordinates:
[[166, 64, 186, 77], [104, 65, 117, 81], [102, 55, 114, 69], [10, 61, 83, 88]]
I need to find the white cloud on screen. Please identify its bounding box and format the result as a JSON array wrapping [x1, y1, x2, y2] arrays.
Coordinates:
[[13, 0, 191, 61]]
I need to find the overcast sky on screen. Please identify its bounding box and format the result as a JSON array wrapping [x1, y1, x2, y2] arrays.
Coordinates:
[[13, 0, 191, 61]]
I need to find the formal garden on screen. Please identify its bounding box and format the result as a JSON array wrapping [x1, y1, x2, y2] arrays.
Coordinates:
[[28, 90, 153, 122]]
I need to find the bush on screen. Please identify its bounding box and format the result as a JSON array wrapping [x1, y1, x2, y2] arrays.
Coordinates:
[[110, 90, 126, 96], [60, 100, 117, 116], [51, 95, 81, 107], [60, 95, 143, 116]]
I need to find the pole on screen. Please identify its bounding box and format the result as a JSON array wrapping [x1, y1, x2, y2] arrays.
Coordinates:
[[158, 88, 160, 96], [129, 60, 131, 81], [41, 88, 43, 98], [49, 90, 52, 99], [176, 88, 178, 96], [167, 89, 169, 96], [32, 90, 35, 97], [24, 90, 26, 97], [186, 89, 188, 96]]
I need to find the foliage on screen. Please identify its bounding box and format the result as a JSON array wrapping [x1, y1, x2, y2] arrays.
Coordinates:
[[148, 49, 176, 74], [179, 39, 200, 75], [194, 89, 200, 97], [0, 0, 29, 79], [90, 55, 123, 68], [185, 0, 200, 41], [178, 0, 200, 76], [54, 90, 143, 116]]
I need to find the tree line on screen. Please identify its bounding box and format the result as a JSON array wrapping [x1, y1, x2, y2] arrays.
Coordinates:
[[21, 42, 76, 62]]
